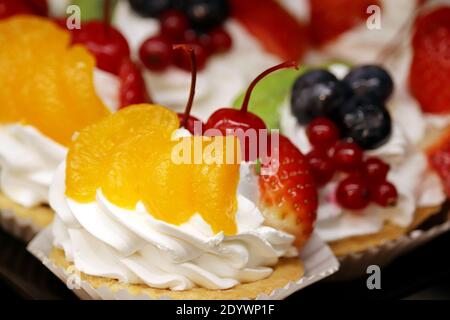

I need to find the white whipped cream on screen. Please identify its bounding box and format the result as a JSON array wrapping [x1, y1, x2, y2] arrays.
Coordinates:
[[51, 160, 297, 291], [113, 1, 279, 121]]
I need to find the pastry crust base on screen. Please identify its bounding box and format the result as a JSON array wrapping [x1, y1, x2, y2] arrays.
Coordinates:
[[50, 248, 305, 300], [329, 205, 442, 256], [0, 192, 54, 228]]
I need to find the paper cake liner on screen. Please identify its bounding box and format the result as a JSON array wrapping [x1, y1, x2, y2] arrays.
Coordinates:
[[27, 227, 339, 300]]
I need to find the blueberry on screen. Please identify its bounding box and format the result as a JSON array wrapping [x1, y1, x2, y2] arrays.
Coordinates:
[[338, 95, 392, 150], [343, 65, 394, 102], [290, 70, 352, 125], [184, 0, 229, 31], [128, 0, 173, 18]]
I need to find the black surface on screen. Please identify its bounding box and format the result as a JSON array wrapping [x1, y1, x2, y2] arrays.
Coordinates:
[[0, 225, 449, 300]]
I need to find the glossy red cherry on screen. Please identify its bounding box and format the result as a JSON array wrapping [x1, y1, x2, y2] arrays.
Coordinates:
[[370, 180, 398, 207], [306, 148, 335, 186], [160, 10, 190, 41], [364, 157, 390, 182], [336, 176, 370, 210], [0, 0, 47, 19], [209, 27, 232, 53], [118, 58, 151, 108], [174, 40, 208, 71], [174, 45, 204, 135], [330, 141, 363, 173], [139, 35, 173, 71], [205, 61, 298, 161], [306, 117, 340, 149]]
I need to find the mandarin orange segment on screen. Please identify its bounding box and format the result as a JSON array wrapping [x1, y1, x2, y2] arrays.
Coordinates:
[[0, 16, 109, 146], [65, 104, 240, 235]]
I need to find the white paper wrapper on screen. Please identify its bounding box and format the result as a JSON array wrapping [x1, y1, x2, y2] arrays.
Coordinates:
[[0, 207, 44, 242], [330, 218, 450, 281], [27, 227, 339, 300]]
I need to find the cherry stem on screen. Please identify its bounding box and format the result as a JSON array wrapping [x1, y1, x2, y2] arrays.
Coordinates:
[[173, 44, 197, 129], [103, 0, 111, 37], [241, 61, 299, 113]]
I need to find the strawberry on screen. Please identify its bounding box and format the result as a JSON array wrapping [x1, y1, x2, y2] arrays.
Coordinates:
[[409, 7, 450, 114], [229, 0, 309, 61], [427, 127, 450, 198], [258, 135, 318, 249], [118, 58, 151, 108], [309, 0, 380, 45]]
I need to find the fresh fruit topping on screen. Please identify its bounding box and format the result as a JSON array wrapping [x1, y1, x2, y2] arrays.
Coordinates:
[[230, 0, 309, 61], [209, 27, 232, 53], [343, 65, 394, 102], [205, 61, 298, 161], [370, 180, 398, 207], [184, 0, 229, 31], [331, 141, 363, 173], [291, 70, 351, 125], [128, 0, 173, 18], [338, 95, 392, 150], [409, 7, 450, 114], [174, 44, 204, 135], [309, 0, 380, 45], [0, 16, 110, 146], [306, 117, 340, 149], [139, 35, 173, 71], [426, 128, 450, 197], [336, 176, 370, 210], [118, 58, 151, 108], [71, 19, 130, 75], [0, 0, 48, 19], [174, 40, 209, 71], [66, 104, 240, 235], [306, 148, 335, 186], [160, 9, 190, 40], [363, 157, 389, 183], [259, 135, 318, 248]]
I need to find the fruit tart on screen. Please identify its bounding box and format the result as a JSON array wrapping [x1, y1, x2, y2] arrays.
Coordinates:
[[0, 16, 121, 240], [29, 55, 338, 299]]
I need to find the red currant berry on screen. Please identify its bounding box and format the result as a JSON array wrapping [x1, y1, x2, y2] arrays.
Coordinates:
[[175, 41, 208, 71], [306, 117, 340, 149], [364, 157, 390, 182], [331, 141, 363, 173], [139, 35, 173, 71], [159, 10, 190, 41], [209, 27, 233, 53], [370, 180, 398, 207], [183, 29, 198, 43], [197, 33, 214, 55], [306, 149, 335, 187], [336, 176, 370, 210]]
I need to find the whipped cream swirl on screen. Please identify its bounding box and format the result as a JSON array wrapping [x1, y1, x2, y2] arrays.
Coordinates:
[[51, 162, 297, 291]]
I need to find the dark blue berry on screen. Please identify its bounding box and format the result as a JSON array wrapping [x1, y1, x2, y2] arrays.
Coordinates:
[[290, 70, 352, 125], [343, 65, 394, 102], [184, 0, 229, 31], [128, 0, 173, 18], [338, 95, 392, 150]]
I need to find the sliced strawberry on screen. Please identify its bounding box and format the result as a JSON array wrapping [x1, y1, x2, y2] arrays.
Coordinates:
[[229, 0, 309, 61], [309, 0, 380, 46], [259, 135, 318, 249], [409, 7, 450, 114], [427, 127, 450, 198], [118, 58, 151, 108]]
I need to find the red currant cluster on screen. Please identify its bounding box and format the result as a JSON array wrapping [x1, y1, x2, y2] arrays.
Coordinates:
[[305, 118, 398, 211], [139, 10, 232, 72]]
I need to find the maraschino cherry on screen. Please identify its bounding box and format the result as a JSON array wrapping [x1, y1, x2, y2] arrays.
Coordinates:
[[71, 0, 130, 75], [205, 61, 298, 160], [174, 44, 204, 135]]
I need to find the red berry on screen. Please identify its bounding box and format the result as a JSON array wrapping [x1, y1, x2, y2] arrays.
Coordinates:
[[197, 33, 214, 55], [209, 27, 233, 53], [370, 180, 398, 207], [183, 29, 198, 43], [139, 35, 173, 71], [174, 41, 208, 71], [364, 157, 389, 182], [331, 141, 363, 173], [306, 149, 335, 186], [336, 176, 370, 210], [118, 58, 151, 108], [306, 117, 340, 149], [159, 10, 190, 41]]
